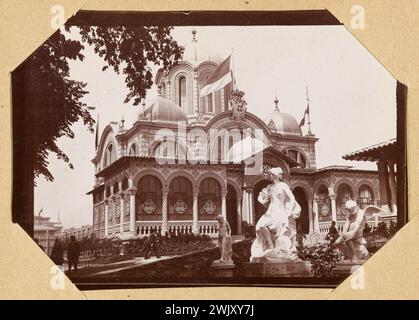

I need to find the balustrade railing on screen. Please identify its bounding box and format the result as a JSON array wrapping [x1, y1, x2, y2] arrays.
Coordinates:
[[131, 220, 219, 238]]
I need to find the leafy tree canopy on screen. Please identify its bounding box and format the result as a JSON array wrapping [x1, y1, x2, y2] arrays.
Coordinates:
[[29, 26, 183, 182]]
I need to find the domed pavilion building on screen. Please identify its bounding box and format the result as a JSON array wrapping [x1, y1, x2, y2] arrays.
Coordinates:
[[88, 30, 391, 243]]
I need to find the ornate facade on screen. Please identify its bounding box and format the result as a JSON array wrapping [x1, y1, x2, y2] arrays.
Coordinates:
[[88, 31, 385, 240]]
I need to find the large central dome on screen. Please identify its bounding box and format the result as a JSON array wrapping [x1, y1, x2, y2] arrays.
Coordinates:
[[264, 98, 302, 135], [144, 95, 188, 123]]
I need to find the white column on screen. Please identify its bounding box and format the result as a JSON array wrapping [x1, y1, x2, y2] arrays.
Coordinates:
[[237, 199, 242, 235], [120, 193, 124, 234], [104, 200, 109, 237], [221, 192, 227, 219], [330, 194, 337, 222], [162, 191, 168, 235], [388, 160, 397, 214], [242, 188, 249, 224], [308, 198, 313, 234], [111, 196, 116, 235], [193, 71, 199, 115], [248, 189, 254, 225], [192, 191, 199, 235], [129, 188, 136, 235], [221, 89, 225, 111], [313, 197, 320, 233]]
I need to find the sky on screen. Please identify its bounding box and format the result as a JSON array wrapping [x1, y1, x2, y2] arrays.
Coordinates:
[[34, 25, 397, 228]]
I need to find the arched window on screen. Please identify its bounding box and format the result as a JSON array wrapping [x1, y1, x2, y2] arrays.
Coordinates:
[[169, 177, 193, 220], [224, 84, 231, 110], [337, 184, 354, 220], [299, 156, 307, 168], [288, 150, 298, 162], [105, 186, 111, 198], [121, 177, 129, 191], [136, 176, 162, 221], [199, 178, 222, 219], [358, 185, 374, 208], [207, 93, 214, 113], [129, 144, 137, 156], [285, 149, 307, 169], [178, 76, 187, 108], [104, 143, 116, 167], [113, 182, 119, 195], [317, 185, 331, 222], [217, 136, 223, 163], [154, 139, 179, 159], [161, 82, 166, 98]]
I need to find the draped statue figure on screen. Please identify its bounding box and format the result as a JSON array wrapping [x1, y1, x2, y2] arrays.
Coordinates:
[[250, 167, 301, 262]]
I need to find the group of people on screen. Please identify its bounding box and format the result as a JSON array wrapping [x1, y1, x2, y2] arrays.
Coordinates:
[[48, 236, 81, 274]]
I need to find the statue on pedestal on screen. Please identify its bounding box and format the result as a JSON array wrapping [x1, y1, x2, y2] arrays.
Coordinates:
[[215, 215, 233, 263], [334, 200, 385, 262], [250, 167, 301, 262]]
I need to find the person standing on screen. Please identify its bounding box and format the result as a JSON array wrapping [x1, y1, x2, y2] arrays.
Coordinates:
[[50, 238, 64, 266], [326, 221, 339, 244], [67, 236, 80, 274], [295, 224, 306, 248], [144, 232, 161, 259]]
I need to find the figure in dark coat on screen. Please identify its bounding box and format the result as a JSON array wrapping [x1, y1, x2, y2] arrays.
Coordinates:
[[67, 236, 80, 273], [326, 221, 340, 244], [144, 232, 161, 259], [50, 238, 64, 266]]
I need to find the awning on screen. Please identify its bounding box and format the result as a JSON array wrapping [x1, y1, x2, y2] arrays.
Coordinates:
[[342, 138, 397, 162]]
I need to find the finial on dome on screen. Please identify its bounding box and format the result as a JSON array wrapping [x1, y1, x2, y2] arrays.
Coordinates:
[[192, 28, 197, 41], [119, 114, 125, 132], [274, 95, 279, 110], [139, 97, 147, 120]]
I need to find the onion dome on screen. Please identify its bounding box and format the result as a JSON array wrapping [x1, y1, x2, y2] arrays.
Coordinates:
[[144, 93, 188, 123], [264, 96, 302, 135]]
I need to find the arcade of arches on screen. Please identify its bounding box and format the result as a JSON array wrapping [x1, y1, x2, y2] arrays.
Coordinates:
[[91, 158, 383, 239]]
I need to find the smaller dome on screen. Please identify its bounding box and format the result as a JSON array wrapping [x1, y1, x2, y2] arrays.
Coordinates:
[[145, 95, 188, 123], [264, 98, 302, 135]]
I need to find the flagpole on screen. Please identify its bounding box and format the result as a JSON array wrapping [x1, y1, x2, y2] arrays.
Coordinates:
[[306, 86, 312, 136], [95, 114, 100, 150], [231, 48, 236, 90]]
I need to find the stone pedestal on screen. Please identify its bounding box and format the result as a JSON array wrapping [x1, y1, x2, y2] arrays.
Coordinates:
[[209, 260, 235, 277], [334, 260, 365, 277], [243, 259, 312, 277]]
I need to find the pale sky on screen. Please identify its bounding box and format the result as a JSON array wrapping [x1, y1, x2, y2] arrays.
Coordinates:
[[34, 26, 397, 228]]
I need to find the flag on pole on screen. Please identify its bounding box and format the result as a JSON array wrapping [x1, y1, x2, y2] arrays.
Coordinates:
[[300, 102, 310, 128], [299, 106, 308, 128], [199, 55, 232, 97]]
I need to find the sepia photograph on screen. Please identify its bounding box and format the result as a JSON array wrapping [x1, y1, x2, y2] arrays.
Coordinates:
[[11, 10, 407, 290]]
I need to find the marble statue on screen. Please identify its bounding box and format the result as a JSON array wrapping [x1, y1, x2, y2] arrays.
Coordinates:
[[216, 214, 233, 263], [334, 200, 386, 262], [250, 167, 301, 262]]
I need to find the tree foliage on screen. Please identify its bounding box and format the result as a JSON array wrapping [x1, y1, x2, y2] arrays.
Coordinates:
[[77, 26, 183, 105], [29, 26, 183, 181], [30, 30, 94, 182]]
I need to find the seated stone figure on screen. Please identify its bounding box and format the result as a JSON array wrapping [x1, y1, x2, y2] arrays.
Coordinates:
[[335, 200, 385, 262], [216, 215, 233, 263]]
